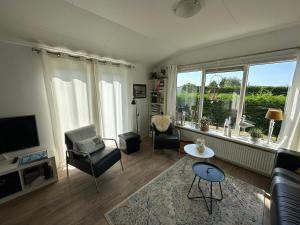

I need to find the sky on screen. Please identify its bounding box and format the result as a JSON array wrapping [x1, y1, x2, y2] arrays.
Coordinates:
[[177, 60, 297, 87]]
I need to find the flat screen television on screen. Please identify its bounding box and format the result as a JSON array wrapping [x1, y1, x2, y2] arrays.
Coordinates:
[[0, 115, 40, 153]]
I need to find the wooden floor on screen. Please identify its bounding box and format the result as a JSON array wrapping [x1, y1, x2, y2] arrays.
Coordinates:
[[0, 138, 271, 225]]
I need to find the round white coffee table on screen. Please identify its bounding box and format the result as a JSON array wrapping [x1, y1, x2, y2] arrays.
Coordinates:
[[182, 144, 215, 171]]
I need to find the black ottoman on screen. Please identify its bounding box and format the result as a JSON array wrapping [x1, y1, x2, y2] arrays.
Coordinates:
[[118, 132, 140, 154]]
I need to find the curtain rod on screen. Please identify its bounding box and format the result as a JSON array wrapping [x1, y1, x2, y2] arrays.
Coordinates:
[[32, 48, 135, 68], [177, 46, 300, 69]]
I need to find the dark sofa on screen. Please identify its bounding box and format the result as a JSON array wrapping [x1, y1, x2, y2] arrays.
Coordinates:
[[270, 149, 300, 225]]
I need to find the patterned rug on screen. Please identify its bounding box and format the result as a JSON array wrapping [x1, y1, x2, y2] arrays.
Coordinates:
[[105, 157, 264, 225]]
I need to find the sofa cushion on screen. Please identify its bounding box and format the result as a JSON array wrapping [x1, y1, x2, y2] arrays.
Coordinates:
[[272, 168, 300, 185], [271, 179, 300, 225]]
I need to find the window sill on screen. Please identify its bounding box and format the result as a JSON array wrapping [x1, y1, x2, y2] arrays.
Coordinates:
[[176, 124, 279, 154]]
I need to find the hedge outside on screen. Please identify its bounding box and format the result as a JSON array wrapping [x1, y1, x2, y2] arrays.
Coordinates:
[[176, 87, 287, 136]]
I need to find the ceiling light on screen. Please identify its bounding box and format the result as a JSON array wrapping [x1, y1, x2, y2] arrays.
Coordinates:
[[173, 0, 203, 18]]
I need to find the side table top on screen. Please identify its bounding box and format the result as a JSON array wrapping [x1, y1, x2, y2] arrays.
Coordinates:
[[192, 162, 225, 182], [184, 144, 214, 159]]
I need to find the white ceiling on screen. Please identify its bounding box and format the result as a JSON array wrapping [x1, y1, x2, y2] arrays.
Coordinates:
[[0, 0, 300, 66]]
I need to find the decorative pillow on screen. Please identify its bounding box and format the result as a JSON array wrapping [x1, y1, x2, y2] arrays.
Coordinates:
[[75, 136, 105, 155], [295, 167, 300, 174], [151, 115, 172, 132]]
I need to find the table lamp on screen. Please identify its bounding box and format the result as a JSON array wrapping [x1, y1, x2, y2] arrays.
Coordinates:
[[265, 108, 283, 144]]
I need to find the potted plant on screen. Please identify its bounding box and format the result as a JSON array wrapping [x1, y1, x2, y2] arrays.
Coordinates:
[[200, 117, 210, 132], [249, 128, 263, 143]]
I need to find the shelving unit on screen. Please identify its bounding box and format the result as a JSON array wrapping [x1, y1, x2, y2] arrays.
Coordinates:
[[148, 78, 168, 136], [0, 151, 58, 204]]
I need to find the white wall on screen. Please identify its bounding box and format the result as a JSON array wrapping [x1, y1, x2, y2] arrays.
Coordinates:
[[162, 24, 300, 66], [127, 64, 150, 138], [0, 42, 55, 157]]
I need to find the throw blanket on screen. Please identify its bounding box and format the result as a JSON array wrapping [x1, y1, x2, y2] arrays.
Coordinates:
[[152, 115, 171, 132]]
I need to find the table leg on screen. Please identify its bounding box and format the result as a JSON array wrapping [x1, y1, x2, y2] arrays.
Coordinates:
[[187, 175, 197, 198], [210, 182, 212, 214], [182, 156, 188, 173], [187, 177, 223, 215]]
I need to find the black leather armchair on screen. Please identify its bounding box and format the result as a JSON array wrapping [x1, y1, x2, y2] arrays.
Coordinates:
[[270, 149, 300, 225], [65, 125, 123, 192], [152, 123, 180, 156]]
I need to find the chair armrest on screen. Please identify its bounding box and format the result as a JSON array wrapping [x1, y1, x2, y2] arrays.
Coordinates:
[[102, 138, 119, 149], [275, 148, 300, 171], [66, 149, 91, 158], [65, 149, 97, 177]]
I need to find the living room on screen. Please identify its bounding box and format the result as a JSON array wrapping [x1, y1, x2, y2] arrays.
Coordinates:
[[0, 1, 300, 225]]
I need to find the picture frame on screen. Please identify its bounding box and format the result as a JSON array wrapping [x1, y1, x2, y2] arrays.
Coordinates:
[[133, 84, 146, 98]]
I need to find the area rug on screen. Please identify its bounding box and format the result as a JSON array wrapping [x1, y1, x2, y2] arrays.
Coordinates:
[[105, 157, 264, 225]]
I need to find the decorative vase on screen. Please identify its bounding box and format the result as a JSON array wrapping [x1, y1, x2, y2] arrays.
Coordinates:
[[200, 124, 209, 132], [251, 137, 260, 143], [195, 138, 205, 153]]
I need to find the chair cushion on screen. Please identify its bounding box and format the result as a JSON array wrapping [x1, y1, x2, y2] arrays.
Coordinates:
[[75, 136, 105, 155], [154, 133, 180, 149], [65, 125, 97, 150], [67, 146, 121, 178]]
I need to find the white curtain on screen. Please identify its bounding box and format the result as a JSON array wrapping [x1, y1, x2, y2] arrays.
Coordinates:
[[279, 54, 300, 151], [166, 65, 178, 120], [95, 63, 129, 140], [41, 52, 94, 165]]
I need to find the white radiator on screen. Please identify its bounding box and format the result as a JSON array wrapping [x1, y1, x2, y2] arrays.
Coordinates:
[[180, 129, 276, 177]]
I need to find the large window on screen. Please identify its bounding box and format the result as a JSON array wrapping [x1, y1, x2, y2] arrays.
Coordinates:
[[203, 69, 243, 133], [176, 59, 297, 142], [243, 61, 296, 139], [176, 71, 202, 126]]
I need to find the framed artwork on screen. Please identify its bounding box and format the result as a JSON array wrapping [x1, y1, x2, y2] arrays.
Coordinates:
[[133, 84, 146, 98]]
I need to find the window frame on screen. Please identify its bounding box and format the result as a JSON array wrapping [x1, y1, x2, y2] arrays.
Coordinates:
[[178, 59, 296, 137]]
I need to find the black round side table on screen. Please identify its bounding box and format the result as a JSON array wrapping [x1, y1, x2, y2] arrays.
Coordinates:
[[187, 162, 225, 215]]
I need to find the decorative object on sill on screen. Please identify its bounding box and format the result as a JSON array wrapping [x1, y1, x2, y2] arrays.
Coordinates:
[[176, 111, 185, 126], [223, 116, 232, 137], [249, 128, 263, 143], [131, 98, 139, 135], [238, 115, 255, 136], [200, 116, 210, 132], [195, 138, 205, 153], [265, 108, 283, 144], [133, 84, 146, 99]]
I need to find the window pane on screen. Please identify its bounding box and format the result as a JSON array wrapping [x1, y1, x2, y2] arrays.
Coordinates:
[[203, 70, 243, 133], [244, 61, 296, 139], [176, 71, 202, 126]]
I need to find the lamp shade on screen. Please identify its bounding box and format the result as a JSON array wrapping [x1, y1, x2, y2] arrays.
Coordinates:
[[265, 108, 283, 121], [131, 98, 136, 105]]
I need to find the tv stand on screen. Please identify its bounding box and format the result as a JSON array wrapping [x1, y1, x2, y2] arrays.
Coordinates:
[[1, 153, 9, 161], [0, 151, 57, 204]]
